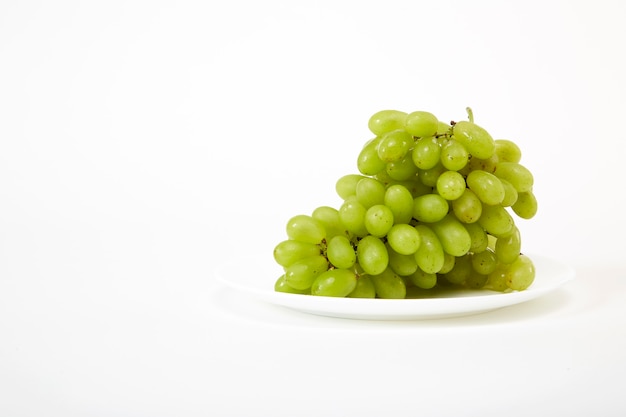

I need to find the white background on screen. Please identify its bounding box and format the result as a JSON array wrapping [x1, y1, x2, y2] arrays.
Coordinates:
[[1, 1, 625, 416]]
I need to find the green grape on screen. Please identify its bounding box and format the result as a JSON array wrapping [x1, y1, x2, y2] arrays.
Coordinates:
[[451, 188, 482, 223], [452, 120, 496, 159], [512, 191, 538, 219], [404, 111, 439, 137], [347, 275, 376, 298], [465, 271, 488, 289], [371, 268, 407, 299], [327, 235, 357, 269], [364, 204, 394, 238], [374, 168, 393, 186], [468, 154, 498, 173], [440, 139, 469, 171], [368, 110, 408, 136], [387, 224, 421, 255], [436, 170, 466, 200], [418, 163, 446, 187], [356, 177, 386, 208], [338, 196, 369, 237], [499, 179, 519, 207], [439, 252, 456, 274], [311, 268, 357, 297], [387, 244, 419, 276], [412, 137, 441, 170], [284, 255, 329, 290], [386, 153, 418, 181], [466, 170, 505, 206], [409, 268, 437, 289], [273, 240, 321, 267], [377, 129, 413, 163], [336, 174, 367, 199], [312, 206, 345, 239], [437, 121, 451, 135], [274, 275, 310, 294], [478, 204, 514, 238], [356, 236, 389, 275], [442, 254, 472, 285], [493, 162, 534, 193], [286, 214, 326, 244], [357, 137, 386, 175], [495, 226, 521, 264], [506, 255, 535, 291], [413, 224, 445, 274], [413, 194, 449, 223], [471, 248, 497, 275], [463, 221, 488, 253], [430, 214, 472, 257], [401, 179, 432, 198], [486, 263, 509, 292], [495, 139, 522, 163], [384, 184, 414, 224]]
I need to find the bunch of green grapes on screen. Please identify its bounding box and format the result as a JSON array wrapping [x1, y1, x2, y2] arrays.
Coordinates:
[[273, 108, 537, 298]]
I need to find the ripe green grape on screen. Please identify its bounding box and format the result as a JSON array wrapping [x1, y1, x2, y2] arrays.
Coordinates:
[[430, 214, 472, 257], [311, 268, 357, 297], [499, 179, 519, 207], [371, 268, 407, 299], [386, 153, 418, 181], [412, 137, 441, 169], [463, 222, 489, 253], [413, 194, 449, 223], [471, 249, 497, 275], [417, 163, 446, 187], [356, 235, 389, 275], [452, 120, 496, 159], [338, 196, 369, 237], [336, 174, 367, 199], [274, 275, 310, 294], [478, 204, 514, 238], [357, 137, 386, 175], [312, 206, 345, 239], [413, 224, 445, 274], [442, 254, 472, 285], [347, 275, 376, 298], [493, 162, 534, 193], [436, 170, 466, 200], [284, 255, 329, 290], [409, 268, 437, 289], [506, 255, 535, 290], [404, 111, 439, 137], [512, 191, 538, 219], [440, 139, 469, 171], [495, 139, 522, 163], [439, 252, 456, 274], [356, 177, 386, 208], [273, 240, 321, 267], [452, 188, 482, 224], [368, 110, 408, 136], [364, 204, 394, 238], [386, 224, 421, 255], [387, 243, 419, 276], [377, 130, 413, 163], [466, 170, 505, 206], [495, 226, 521, 264], [465, 271, 488, 289], [327, 235, 357, 269], [286, 215, 326, 244], [384, 184, 414, 224]]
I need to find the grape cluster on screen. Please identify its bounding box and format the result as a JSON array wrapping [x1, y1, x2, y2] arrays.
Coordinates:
[[273, 108, 538, 298]]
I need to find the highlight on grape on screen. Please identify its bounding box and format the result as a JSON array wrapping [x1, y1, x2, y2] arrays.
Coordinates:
[[273, 108, 537, 298]]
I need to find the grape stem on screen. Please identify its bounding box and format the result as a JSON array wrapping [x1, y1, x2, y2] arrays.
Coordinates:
[[466, 107, 474, 123]]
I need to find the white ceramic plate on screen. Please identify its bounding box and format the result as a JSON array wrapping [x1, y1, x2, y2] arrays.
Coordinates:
[[214, 254, 575, 320]]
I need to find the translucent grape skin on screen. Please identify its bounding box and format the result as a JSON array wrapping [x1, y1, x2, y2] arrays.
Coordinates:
[[506, 254, 536, 290], [404, 111, 439, 137], [368, 110, 408, 136], [452, 120, 496, 159], [429, 214, 472, 257], [311, 269, 357, 297], [495, 139, 522, 163], [371, 268, 407, 299], [357, 137, 386, 175], [440, 139, 469, 171], [495, 226, 521, 264], [436, 170, 466, 200], [286, 215, 326, 244], [466, 170, 505, 206], [356, 235, 389, 275], [356, 177, 386, 208], [336, 174, 367, 200], [339, 196, 369, 237], [413, 224, 445, 274], [386, 224, 421, 255], [364, 204, 394, 238], [493, 162, 534, 193], [347, 275, 376, 298], [274, 275, 310, 294], [327, 235, 357, 269], [284, 255, 329, 290], [451, 189, 482, 224], [273, 240, 321, 267], [384, 184, 414, 224], [478, 204, 514, 238], [311, 206, 346, 239], [413, 194, 449, 223], [412, 137, 441, 170], [512, 191, 538, 219], [377, 129, 413, 163]]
